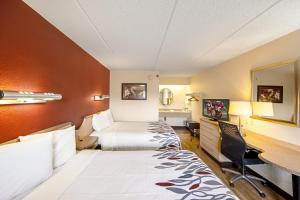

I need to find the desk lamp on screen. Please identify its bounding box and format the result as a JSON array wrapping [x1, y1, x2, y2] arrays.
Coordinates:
[[229, 101, 252, 130]]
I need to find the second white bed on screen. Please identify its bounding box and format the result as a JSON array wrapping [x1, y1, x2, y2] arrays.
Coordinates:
[[91, 121, 181, 151]]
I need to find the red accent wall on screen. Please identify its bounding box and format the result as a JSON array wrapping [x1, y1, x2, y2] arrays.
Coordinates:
[[0, 1, 109, 143]]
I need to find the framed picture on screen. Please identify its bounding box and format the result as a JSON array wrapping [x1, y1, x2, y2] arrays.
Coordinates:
[[122, 83, 147, 100], [202, 99, 230, 121], [257, 85, 283, 103]]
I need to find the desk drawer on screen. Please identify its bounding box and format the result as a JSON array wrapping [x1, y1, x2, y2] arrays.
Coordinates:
[[201, 138, 218, 159], [201, 121, 218, 131], [200, 126, 219, 141], [201, 133, 219, 147]]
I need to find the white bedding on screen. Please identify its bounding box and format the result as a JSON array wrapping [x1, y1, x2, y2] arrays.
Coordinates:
[[24, 150, 238, 200], [91, 121, 181, 151]]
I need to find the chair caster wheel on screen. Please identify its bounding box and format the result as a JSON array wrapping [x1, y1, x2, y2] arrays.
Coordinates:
[[259, 192, 266, 198], [229, 182, 234, 187]]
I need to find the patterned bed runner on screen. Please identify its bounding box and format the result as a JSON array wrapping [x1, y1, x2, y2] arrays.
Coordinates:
[[153, 150, 238, 200], [148, 121, 181, 150]]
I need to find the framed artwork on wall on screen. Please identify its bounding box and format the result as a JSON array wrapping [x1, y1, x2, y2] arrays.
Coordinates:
[[122, 83, 147, 100], [257, 85, 283, 103]]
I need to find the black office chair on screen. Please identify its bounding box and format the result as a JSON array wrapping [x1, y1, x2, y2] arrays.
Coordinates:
[[218, 121, 266, 198]]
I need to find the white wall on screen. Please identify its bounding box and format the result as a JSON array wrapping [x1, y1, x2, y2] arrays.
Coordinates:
[[110, 70, 159, 121], [190, 28, 300, 195], [159, 76, 191, 85]]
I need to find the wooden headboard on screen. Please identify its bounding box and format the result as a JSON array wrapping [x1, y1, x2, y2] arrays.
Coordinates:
[[0, 122, 73, 146], [76, 112, 101, 140]]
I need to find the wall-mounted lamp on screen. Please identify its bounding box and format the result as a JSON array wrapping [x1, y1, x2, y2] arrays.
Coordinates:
[[94, 95, 110, 101], [0, 90, 62, 105]]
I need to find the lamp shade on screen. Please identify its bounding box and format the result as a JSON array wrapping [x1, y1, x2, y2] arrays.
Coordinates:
[[229, 101, 252, 116], [252, 102, 274, 117]]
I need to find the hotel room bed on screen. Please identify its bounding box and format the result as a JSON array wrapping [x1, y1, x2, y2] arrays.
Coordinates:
[[77, 112, 181, 151], [23, 150, 238, 200], [91, 121, 181, 150], [1, 122, 237, 200]]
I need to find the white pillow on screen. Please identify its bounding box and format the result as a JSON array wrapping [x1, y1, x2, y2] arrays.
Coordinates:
[[19, 126, 76, 168], [51, 126, 76, 168], [92, 113, 110, 132], [0, 134, 53, 200], [103, 109, 114, 125]]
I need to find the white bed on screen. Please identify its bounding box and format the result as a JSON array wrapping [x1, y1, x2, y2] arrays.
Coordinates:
[[1, 122, 237, 200], [91, 121, 181, 150], [77, 112, 181, 151], [23, 150, 238, 200]]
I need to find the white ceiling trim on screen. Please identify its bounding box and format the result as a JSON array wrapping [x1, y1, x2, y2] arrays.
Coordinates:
[[154, 0, 178, 69], [74, 0, 114, 54], [76, 0, 176, 69]]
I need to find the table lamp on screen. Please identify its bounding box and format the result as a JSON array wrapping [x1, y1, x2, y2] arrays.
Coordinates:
[[229, 101, 252, 130], [252, 102, 274, 117]]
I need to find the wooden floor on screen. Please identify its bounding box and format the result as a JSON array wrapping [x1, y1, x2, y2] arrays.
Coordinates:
[[174, 128, 285, 200]]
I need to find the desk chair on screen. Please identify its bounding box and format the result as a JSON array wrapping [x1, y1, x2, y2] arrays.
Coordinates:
[[218, 121, 266, 198]]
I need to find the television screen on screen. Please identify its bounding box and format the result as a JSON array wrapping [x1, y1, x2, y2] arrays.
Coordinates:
[[202, 99, 230, 121]]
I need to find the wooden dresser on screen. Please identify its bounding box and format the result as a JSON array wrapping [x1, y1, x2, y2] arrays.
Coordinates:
[[200, 117, 230, 163]]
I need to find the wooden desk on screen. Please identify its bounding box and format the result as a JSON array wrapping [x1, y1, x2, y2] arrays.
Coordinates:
[[243, 129, 300, 200]]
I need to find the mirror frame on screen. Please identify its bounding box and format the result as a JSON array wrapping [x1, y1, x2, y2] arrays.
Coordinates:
[[250, 59, 299, 126], [159, 88, 174, 106]]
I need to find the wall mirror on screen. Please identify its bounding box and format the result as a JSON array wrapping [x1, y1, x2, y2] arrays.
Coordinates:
[[251, 60, 298, 125], [160, 88, 173, 106]]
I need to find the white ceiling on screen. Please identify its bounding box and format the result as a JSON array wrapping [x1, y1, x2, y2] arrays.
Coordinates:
[[24, 0, 300, 76]]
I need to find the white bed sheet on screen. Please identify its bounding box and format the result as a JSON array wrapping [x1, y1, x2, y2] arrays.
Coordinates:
[[24, 150, 238, 200], [91, 121, 180, 150]]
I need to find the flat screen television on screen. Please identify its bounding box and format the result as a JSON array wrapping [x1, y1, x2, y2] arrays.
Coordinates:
[[202, 99, 230, 121]]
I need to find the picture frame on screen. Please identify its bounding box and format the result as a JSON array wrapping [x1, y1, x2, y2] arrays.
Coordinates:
[[122, 83, 147, 100], [257, 85, 283, 103], [202, 99, 230, 121]]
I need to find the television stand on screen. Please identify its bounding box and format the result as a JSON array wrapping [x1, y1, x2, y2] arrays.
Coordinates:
[[209, 118, 218, 122]]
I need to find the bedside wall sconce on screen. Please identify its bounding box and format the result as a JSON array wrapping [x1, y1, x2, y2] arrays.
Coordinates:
[[0, 90, 62, 105], [94, 95, 110, 101]]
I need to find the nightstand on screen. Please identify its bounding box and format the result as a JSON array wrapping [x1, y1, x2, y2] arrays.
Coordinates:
[[76, 136, 98, 150]]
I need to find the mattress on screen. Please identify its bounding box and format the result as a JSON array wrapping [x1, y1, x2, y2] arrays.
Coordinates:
[[91, 121, 181, 151], [23, 150, 238, 200]]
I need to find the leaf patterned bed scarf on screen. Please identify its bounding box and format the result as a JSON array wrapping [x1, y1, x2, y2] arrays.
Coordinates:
[[148, 121, 181, 150], [153, 150, 238, 200]]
